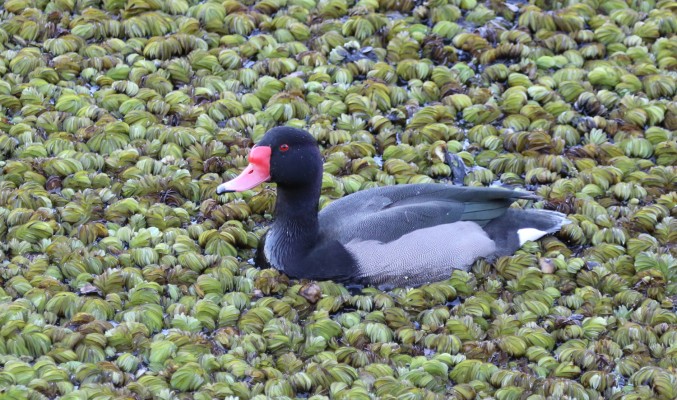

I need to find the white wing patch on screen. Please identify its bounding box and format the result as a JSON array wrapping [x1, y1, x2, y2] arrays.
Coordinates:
[[518, 228, 548, 246]]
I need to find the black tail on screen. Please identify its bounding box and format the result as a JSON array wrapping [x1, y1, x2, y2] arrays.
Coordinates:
[[484, 209, 569, 256]]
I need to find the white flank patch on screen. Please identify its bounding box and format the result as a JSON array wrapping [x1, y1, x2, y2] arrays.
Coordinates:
[[518, 228, 548, 246]]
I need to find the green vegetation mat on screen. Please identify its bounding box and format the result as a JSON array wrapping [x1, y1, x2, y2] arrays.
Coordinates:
[[0, 0, 675, 399]]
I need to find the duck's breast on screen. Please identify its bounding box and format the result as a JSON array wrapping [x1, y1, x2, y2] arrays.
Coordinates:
[[343, 221, 496, 289]]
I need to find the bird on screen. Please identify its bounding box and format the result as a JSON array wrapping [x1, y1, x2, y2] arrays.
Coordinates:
[[217, 127, 569, 290]]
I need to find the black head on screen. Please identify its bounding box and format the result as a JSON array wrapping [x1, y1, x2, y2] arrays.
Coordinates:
[[217, 127, 323, 193], [258, 127, 322, 187]]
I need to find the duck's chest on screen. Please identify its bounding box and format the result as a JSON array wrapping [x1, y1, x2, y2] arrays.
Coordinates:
[[262, 226, 287, 272]]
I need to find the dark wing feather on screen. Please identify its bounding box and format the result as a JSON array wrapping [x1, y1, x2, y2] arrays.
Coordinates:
[[460, 201, 514, 224], [318, 183, 537, 244]]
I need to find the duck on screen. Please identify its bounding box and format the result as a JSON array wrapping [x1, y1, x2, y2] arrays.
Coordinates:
[[217, 127, 569, 290]]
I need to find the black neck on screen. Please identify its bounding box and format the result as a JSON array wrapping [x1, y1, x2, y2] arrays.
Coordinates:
[[269, 183, 321, 262], [263, 176, 358, 283], [275, 184, 320, 222]]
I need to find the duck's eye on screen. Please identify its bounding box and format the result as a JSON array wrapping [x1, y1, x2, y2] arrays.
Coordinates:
[[279, 144, 289, 152]]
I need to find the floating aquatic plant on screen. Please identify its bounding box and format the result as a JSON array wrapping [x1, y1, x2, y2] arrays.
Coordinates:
[[0, 0, 675, 398]]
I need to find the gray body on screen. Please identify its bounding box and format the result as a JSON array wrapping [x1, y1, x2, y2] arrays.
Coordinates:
[[263, 183, 568, 288], [344, 221, 496, 289]]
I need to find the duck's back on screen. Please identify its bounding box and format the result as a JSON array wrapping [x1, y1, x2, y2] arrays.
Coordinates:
[[318, 183, 538, 244]]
